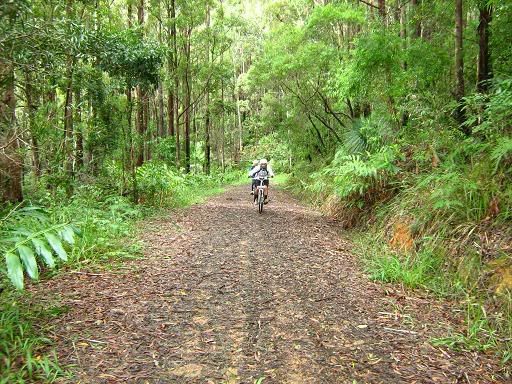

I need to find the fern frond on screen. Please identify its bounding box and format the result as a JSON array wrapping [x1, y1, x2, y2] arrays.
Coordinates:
[[491, 136, 512, 173], [1, 206, 78, 289]]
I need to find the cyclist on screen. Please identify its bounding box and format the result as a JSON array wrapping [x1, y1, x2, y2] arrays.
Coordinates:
[[249, 159, 274, 204]]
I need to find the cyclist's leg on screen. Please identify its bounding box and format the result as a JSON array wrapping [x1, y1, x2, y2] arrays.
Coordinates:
[[263, 180, 270, 202], [254, 182, 259, 203]]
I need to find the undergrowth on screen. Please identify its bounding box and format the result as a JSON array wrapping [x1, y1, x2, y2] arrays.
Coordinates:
[[104, 160, 246, 207], [287, 80, 512, 368]]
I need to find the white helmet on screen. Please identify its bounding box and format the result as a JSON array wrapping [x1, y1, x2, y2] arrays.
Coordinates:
[[259, 158, 268, 165]]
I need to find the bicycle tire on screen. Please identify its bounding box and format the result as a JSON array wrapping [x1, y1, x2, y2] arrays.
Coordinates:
[[258, 189, 264, 213]]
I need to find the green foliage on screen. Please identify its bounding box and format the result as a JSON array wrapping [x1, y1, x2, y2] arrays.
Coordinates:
[[136, 161, 183, 204], [169, 170, 246, 207], [55, 187, 144, 265], [0, 167, 246, 380], [389, 144, 508, 227], [3, 0, 512, 374], [335, 28, 405, 102], [0, 297, 69, 383], [491, 3, 512, 77], [416, 168, 489, 222], [345, 115, 394, 155], [0, 206, 78, 290], [132, 161, 246, 207], [343, 122, 368, 155], [154, 136, 177, 165], [94, 28, 163, 86], [242, 132, 292, 173], [325, 146, 399, 205], [307, 2, 365, 34], [432, 301, 499, 354], [348, 147, 512, 361], [465, 77, 512, 138], [404, 38, 451, 91], [491, 137, 512, 173], [355, 229, 512, 363], [361, 243, 447, 291]]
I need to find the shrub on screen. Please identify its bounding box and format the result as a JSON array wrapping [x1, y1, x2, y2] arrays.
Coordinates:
[[136, 161, 183, 205]]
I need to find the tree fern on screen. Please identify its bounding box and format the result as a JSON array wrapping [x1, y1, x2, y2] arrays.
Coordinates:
[[343, 119, 368, 155], [328, 146, 399, 202], [491, 136, 512, 173]]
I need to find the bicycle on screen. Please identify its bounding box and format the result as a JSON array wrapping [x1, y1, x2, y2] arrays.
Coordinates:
[[254, 170, 269, 213]]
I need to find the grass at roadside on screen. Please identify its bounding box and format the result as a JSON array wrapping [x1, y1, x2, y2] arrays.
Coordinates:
[[352, 230, 512, 369], [272, 173, 291, 186], [0, 293, 71, 383], [170, 171, 247, 207]]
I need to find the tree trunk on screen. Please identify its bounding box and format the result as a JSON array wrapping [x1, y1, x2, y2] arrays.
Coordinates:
[[205, 98, 211, 175], [204, 5, 211, 175], [75, 88, 84, 170], [0, 58, 23, 203], [138, 0, 144, 25], [221, 79, 225, 171], [136, 86, 144, 166], [46, 85, 57, 121], [135, 0, 146, 166], [477, 5, 492, 93], [31, 135, 41, 178], [143, 90, 149, 160], [157, 12, 165, 138], [63, 58, 74, 190], [0, 134, 23, 204], [378, 0, 385, 19], [126, 87, 138, 203], [63, 0, 75, 194], [411, 0, 422, 38], [233, 59, 242, 164], [183, 28, 192, 173], [400, 1, 409, 126], [455, 0, 464, 103], [127, 0, 133, 27], [176, 98, 181, 166], [184, 86, 191, 173], [172, 0, 181, 166], [166, 2, 175, 138], [167, 89, 175, 137], [454, 0, 467, 131], [25, 71, 41, 177], [157, 83, 165, 137], [84, 93, 93, 168]]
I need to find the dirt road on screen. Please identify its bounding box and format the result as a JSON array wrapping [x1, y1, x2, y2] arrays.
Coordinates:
[[42, 186, 504, 383]]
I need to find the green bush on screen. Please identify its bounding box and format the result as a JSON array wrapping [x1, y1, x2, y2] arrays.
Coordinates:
[[133, 161, 245, 207], [136, 161, 183, 205]]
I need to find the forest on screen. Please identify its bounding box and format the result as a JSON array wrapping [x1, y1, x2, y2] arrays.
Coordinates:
[[1, 0, 511, 382]]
